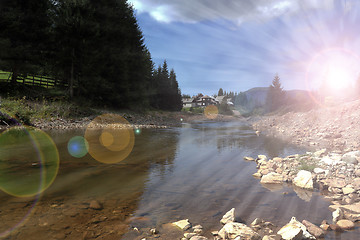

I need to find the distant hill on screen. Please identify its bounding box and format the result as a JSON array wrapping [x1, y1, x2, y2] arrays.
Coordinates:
[[233, 87, 311, 115]]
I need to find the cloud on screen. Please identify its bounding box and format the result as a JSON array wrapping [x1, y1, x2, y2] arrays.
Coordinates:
[[129, 0, 335, 24]]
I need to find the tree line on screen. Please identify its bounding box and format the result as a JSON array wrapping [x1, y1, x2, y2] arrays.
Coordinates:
[[0, 0, 182, 111]]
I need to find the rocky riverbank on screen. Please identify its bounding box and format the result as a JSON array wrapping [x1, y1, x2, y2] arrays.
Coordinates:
[[0, 111, 241, 131], [252, 99, 360, 152]]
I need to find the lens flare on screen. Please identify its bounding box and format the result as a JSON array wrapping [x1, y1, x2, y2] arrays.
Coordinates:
[[0, 127, 59, 197], [135, 128, 141, 135], [68, 136, 89, 158], [84, 114, 135, 164], [204, 105, 219, 119], [305, 48, 360, 106]]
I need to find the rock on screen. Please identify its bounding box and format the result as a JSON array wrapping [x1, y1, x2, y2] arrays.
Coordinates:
[[184, 233, 197, 239], [277, 217, 315, 240], [314, 149, 326, 158], [301, 220, 324, 238], [258, 155, 267, 161], [262, 236, 276, 240], [172, 219, 191, 230], [218, 222, 260, 240], [150, 228, 158, 235], [89, 200, 103, 210], [293, 170, 313, 190], [337, 202, 360, 214], [220, 208, 235, 225], [273, 157, 282, 162], [253, 172, 262, 178], [244, 156, 255, 161], [332, 208, 344, 223], [211, 231, 219, 236], [336, 219, 355, 230], [320, 222, 330, 231], [260, 172, 283, 184], [327, 178, 347, 188], [329, 224, 343, 232], [342, 151, 360, 165], [342, 187, 355, 194], [189, 236, 208, 240], [251, 218, 264, 226], [314, 168, 325, 174]]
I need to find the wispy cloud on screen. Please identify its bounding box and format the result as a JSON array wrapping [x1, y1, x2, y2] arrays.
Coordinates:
[[129, 0, 334, 24]]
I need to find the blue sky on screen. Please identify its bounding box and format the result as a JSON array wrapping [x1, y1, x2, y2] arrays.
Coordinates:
[[129, 0, 360, 96]]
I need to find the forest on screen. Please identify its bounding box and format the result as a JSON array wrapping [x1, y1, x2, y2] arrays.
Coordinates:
[[0, 0, 182, 111]]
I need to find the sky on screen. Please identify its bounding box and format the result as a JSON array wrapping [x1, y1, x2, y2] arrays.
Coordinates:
[[128, 0, 360, 96]]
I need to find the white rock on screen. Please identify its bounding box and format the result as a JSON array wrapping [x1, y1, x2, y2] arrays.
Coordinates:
[[277, 217, 315, 240], [220, 208, 235, 225], [218, 222, 260, 240], [293, 170, 313, 190], [172, 219, 191, 230], [332, 208, 344, 223], [314, 168, 325, 174], [260, 172, 283, 184]]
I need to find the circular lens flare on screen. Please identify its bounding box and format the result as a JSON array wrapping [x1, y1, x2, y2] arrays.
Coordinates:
[[68, 136, 89, 158], [204, 105, 219, 119], [84, 114, 135, 164], [0, 127, 59, 197]]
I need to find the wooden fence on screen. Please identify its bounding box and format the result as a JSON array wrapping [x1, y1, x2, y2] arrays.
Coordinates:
[[0, 71, 67, 88]]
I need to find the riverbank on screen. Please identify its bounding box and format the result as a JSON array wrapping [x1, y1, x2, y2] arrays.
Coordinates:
[[252, 99, 360, 153]]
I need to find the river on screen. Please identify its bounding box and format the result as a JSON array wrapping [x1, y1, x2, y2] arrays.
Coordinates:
[[0, 120, 357, 239]]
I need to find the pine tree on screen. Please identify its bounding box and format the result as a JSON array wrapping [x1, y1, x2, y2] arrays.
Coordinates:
[[218, 88, 224, 96], [0, 0, 52, 83], [266, 74, 286, 112]]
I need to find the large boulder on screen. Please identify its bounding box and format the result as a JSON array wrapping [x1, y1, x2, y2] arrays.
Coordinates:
[[293, 170, 313, 190], [341, 151, 360, 165], [336, 219, 355, 230], [218, 222, 260, 240], [260, 172, 283, 184], [277, 217, 315, 240], [220, 208, 235, 225]]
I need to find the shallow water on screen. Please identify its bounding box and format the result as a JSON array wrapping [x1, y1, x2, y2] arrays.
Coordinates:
[[0, 120, 359, 239]]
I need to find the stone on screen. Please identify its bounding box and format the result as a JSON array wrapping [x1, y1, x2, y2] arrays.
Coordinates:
[[260, 172, 283, 184], [338, 202, 360, 214], [220, 208, 235, 225], [258, 155, 267, 161], [301, 220, 324, 238], [329, 224, 343, 232], [189, 236, 208, 240], [336, 219, 355, 230], [251, 218, 264, 226], [273, 157, 282, 163], [320, 222, 329, 231], [342, 187, 355, 195], [172, 219, 191, 230], [314, 149, 326, 158], [293, 170, 313, 190], [262, 236, 276, 240], [332, 208, 344, 223], [342, 151, 360, 165], [253, 172, 262, 178], [327, 178, 347, 188], [277, 217, 315, 240], [244, 156, 255, 161], [150, 228, 158, 235], [314, 168, 326, 174], [89, 200, 103, 210], [218, 222, 260, 240], [184, 233, 197, 239]]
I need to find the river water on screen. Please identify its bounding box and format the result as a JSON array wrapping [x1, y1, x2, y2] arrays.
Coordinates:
[[0, 120, 358, 239]]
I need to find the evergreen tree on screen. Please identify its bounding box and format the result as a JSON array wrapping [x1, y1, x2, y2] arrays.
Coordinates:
[[0, 0, 52, 83], [266, 74, 286, 112], [218, 88, 224, 96]]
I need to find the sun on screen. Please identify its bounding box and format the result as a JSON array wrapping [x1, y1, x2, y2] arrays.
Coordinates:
[[306, 48, 360, 92], [326, 66, 354, 90]]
